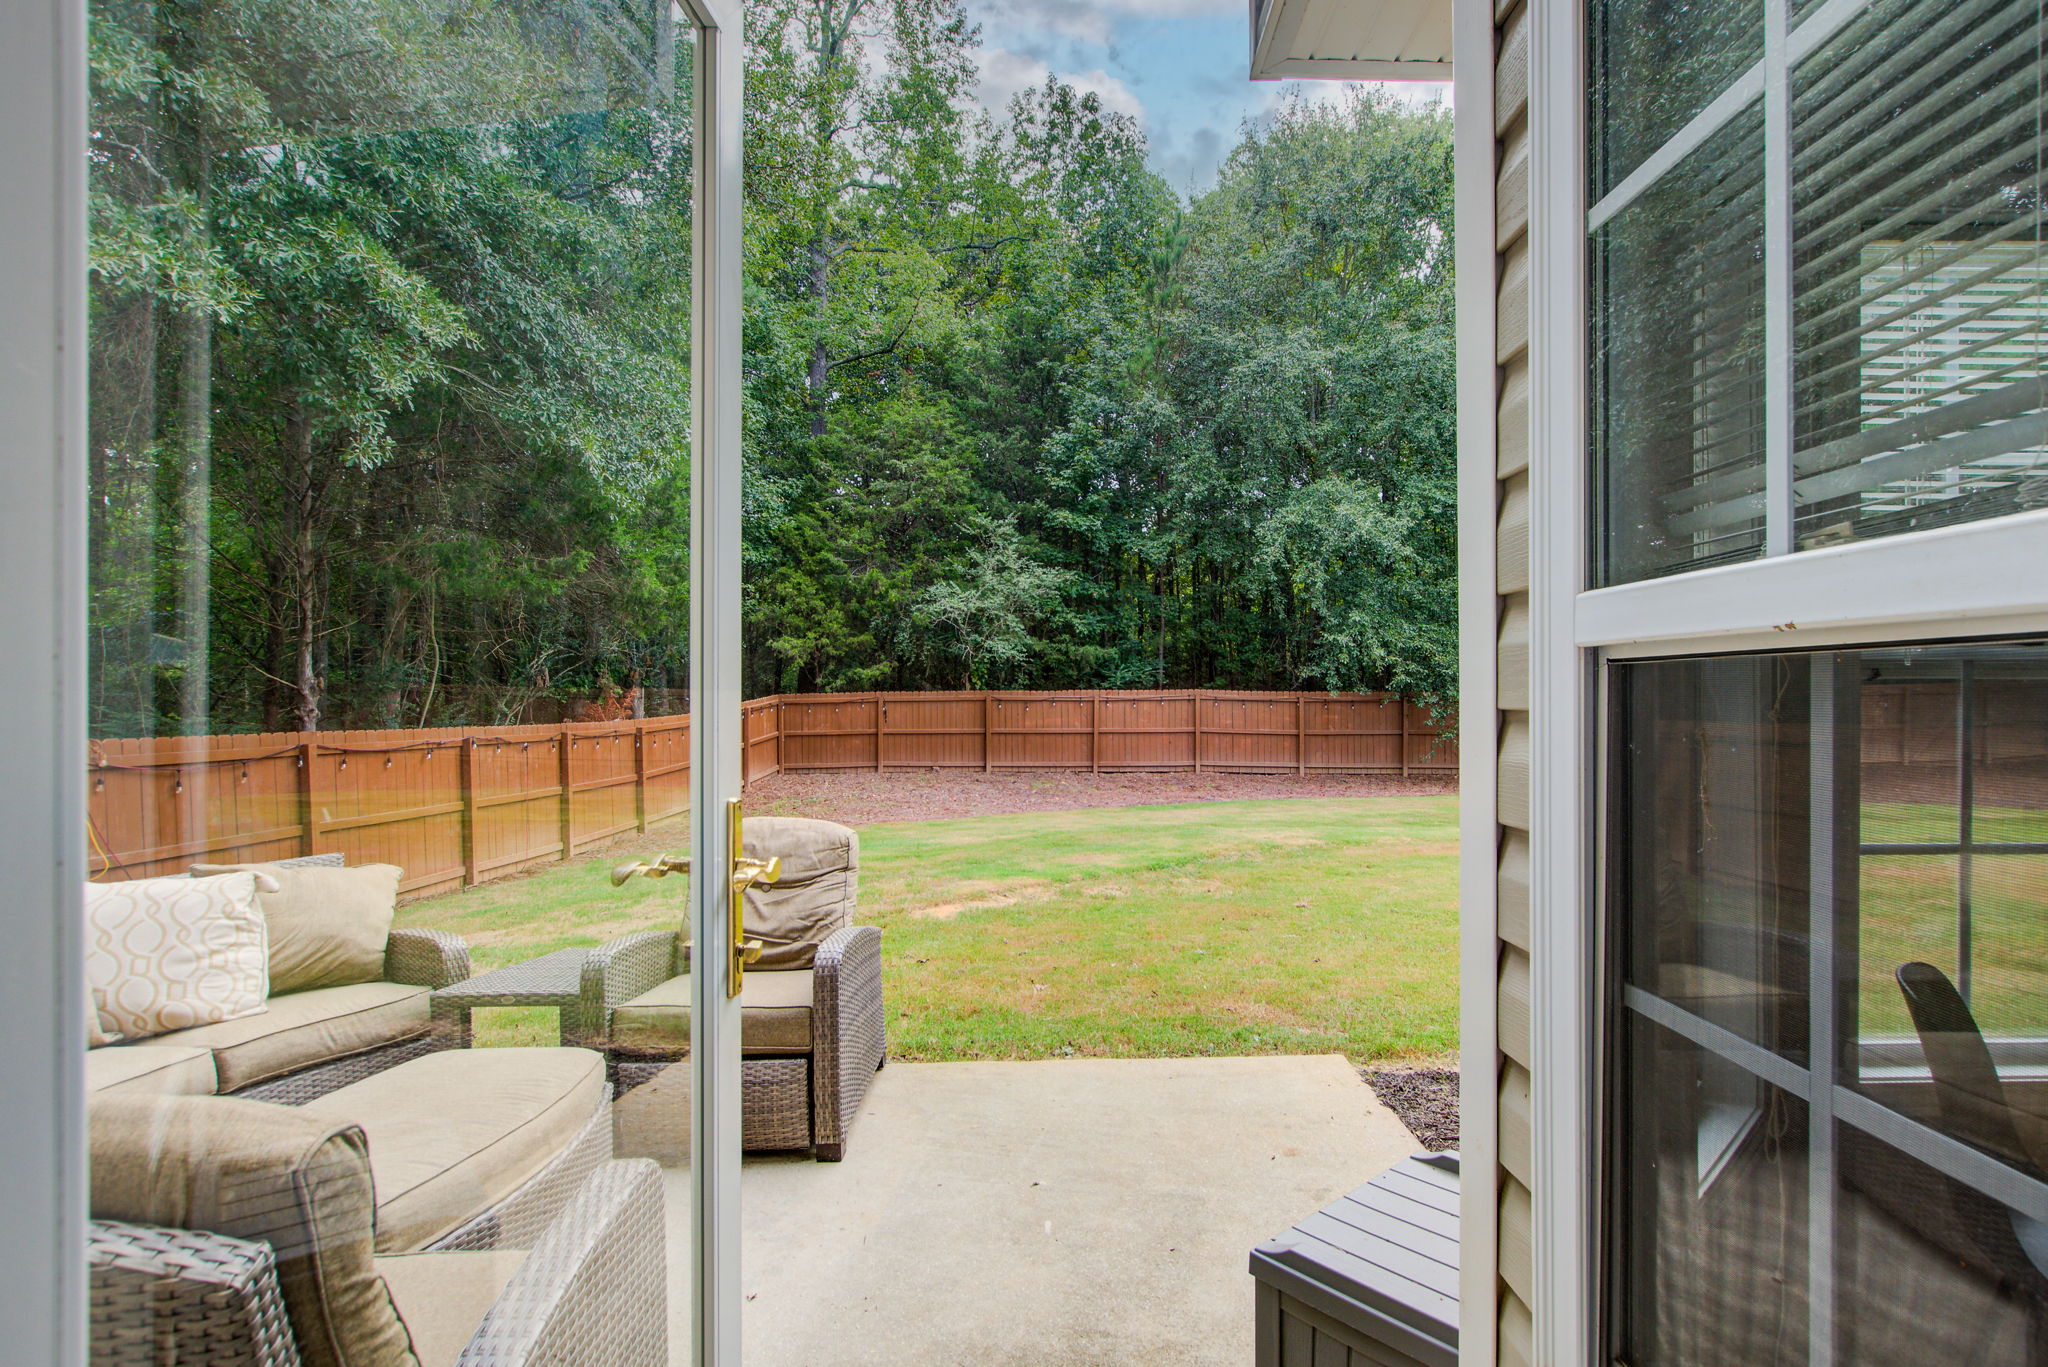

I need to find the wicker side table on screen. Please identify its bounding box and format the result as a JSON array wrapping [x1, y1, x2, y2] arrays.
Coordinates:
[[434, 946, 595, 1047]]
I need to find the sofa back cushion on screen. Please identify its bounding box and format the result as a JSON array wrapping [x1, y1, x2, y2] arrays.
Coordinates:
[[741, 817, 858, 970], [192, 862, 402, 994], [90, 1093, 421, 1367], [85, 874, 270, 1040]]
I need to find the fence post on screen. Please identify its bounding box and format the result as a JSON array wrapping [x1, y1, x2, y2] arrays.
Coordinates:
[[634, 722, 649, 832], [558, 726, 574, 860], [983, 694, 994, 772], [1399, 698, 1410, 778], [874, 695, 885, 771], [459, 738, 480, 886], [1090, 693, 1100, 774], [1297, 697, 1307, 777], [1191, 692, 1202, 773], [298, 738, 318, 856]]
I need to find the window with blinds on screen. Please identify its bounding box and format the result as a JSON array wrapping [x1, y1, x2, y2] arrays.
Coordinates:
[[1790, 0, 2047, 549], [1588, 0, 2046, 587], [1592, 108, 1768, 585]]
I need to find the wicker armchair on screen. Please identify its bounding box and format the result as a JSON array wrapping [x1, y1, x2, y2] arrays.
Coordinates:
[[575, 817, 885, 1160], [89, 1159, 666, 1367], [88, 1085, 662, 1367]]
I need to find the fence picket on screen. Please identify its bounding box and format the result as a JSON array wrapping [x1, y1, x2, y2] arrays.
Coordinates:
[[87, 689, 1453, 894]]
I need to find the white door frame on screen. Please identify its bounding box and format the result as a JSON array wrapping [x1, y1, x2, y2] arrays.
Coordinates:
[[682, 1, 748, 1365], [0, 1, 749, 1361], [0, 0, 89, 1364]]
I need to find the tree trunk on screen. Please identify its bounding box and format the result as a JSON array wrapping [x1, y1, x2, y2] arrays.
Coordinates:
[[284, 407, 325, 732], [174, 151, 213, 737], [807, 237, 831, 437]]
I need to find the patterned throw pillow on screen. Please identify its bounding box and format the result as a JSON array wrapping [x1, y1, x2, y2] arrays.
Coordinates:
[[85, 874, 270, 1039]]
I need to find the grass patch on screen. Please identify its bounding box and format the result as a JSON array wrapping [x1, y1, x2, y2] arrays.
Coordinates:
[[395, 797, 1460, 1062]]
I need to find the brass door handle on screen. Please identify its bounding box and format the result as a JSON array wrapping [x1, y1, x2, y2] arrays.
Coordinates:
[[726, 799, 779, 997], [610, 853, 691, 887]]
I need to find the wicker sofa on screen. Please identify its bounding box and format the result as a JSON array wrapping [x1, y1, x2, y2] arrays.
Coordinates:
[[89, 1089, 664, 1367], [575, 817, 885, 1160], [86, 854, 471, 1105]]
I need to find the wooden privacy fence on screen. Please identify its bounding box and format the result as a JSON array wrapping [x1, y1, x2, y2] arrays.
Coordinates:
[[89, 690, 1453, 898]]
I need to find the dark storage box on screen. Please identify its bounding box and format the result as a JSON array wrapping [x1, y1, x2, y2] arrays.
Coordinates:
[[1249, 1153, 1459, 1367]]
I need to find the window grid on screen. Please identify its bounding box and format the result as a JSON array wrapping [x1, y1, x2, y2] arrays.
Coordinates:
[[1609, 646, 2048, 1367]]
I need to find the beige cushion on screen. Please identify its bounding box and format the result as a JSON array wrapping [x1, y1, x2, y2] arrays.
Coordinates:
[[612, 969, 814, 1055], [305, 1047, 606, 1253], [87, 984, 115, 1048], [192, 862, 401, 993], [90, 1094, 421, 1367], [86, 1043, 218, 1097], [377, 1251, 525, 1367], [85, 874, 270, 1039], [157, 981, 430, 1092], [741, 817, 857, 970]]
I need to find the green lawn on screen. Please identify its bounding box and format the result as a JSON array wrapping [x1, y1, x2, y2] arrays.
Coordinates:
[[395, 797, 1460, 1064]]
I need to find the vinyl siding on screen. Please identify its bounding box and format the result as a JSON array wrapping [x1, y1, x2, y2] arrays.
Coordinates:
[[1491, 0, 1535, 1357]]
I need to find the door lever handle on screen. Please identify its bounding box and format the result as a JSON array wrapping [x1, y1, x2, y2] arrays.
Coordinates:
[[727, 801, 778, 997], [610, 853, 691, 887]]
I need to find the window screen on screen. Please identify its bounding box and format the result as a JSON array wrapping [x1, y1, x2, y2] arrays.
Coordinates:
[[1609, 640, 2048, 1367]]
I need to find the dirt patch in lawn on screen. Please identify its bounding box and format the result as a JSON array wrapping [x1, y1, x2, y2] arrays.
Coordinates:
[[906, 878, 1054, 919], [1363, 1066, 1459, 1151], [745, 767, 1456, 826]]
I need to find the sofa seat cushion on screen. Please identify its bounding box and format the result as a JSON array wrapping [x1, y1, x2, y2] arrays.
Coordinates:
[[612, 969, 813, 1056], [155, 981, 431, 1092], [305, 1047, 606, 1253], [87, 1043, 219, 1097], [377, 1250, 525, 1367]]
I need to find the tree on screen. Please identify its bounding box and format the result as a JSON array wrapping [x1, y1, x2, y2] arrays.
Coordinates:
[[87, 0, 1462, 738], [907, 518, 1075, 688]]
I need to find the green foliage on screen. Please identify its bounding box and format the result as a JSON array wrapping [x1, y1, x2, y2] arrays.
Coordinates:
[[87, 0, 1457, 738]]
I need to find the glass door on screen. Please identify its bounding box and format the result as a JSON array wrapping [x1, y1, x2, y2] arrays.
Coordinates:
[[68, 0, 746, 1363]]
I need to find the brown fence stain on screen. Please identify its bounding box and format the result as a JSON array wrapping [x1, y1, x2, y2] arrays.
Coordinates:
[[88, 690, 1455, 898]]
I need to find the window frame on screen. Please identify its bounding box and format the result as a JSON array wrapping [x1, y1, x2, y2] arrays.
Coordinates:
[[1550, 0, 2048, 1362]]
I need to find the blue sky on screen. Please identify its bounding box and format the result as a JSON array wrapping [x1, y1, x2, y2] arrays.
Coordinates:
[[960, 0, 1447, 193]]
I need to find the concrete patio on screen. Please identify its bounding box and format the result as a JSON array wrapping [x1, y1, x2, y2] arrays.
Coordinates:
[[620, 1053, 1418, 1367]]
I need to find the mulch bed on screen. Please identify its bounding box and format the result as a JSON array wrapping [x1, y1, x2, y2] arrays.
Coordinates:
[[1362, 1066, 1459, 1151], [743, 767, 1455, 827]]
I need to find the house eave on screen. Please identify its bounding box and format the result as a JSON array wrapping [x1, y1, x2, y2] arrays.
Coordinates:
[[1248, 0, 1453, 81]]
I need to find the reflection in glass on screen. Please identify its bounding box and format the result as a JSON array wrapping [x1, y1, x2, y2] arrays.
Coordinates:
[[85, 4, 696, 1365], [1790, 0, 2047, 551], [1611, 639, 2048, 1364], [1587, 0, 1762, 200], [1614, 1015, 1809, 1367], [1593, 105, 1768, 585], [1839, 1124, 2048, 1365], [1615, 652, 1810, 1060]]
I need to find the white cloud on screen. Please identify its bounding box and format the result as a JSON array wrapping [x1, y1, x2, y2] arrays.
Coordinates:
[[971, 0, 1115, 45], [974, 47, 1148, 125], [1095, 0, 1239, 13]]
